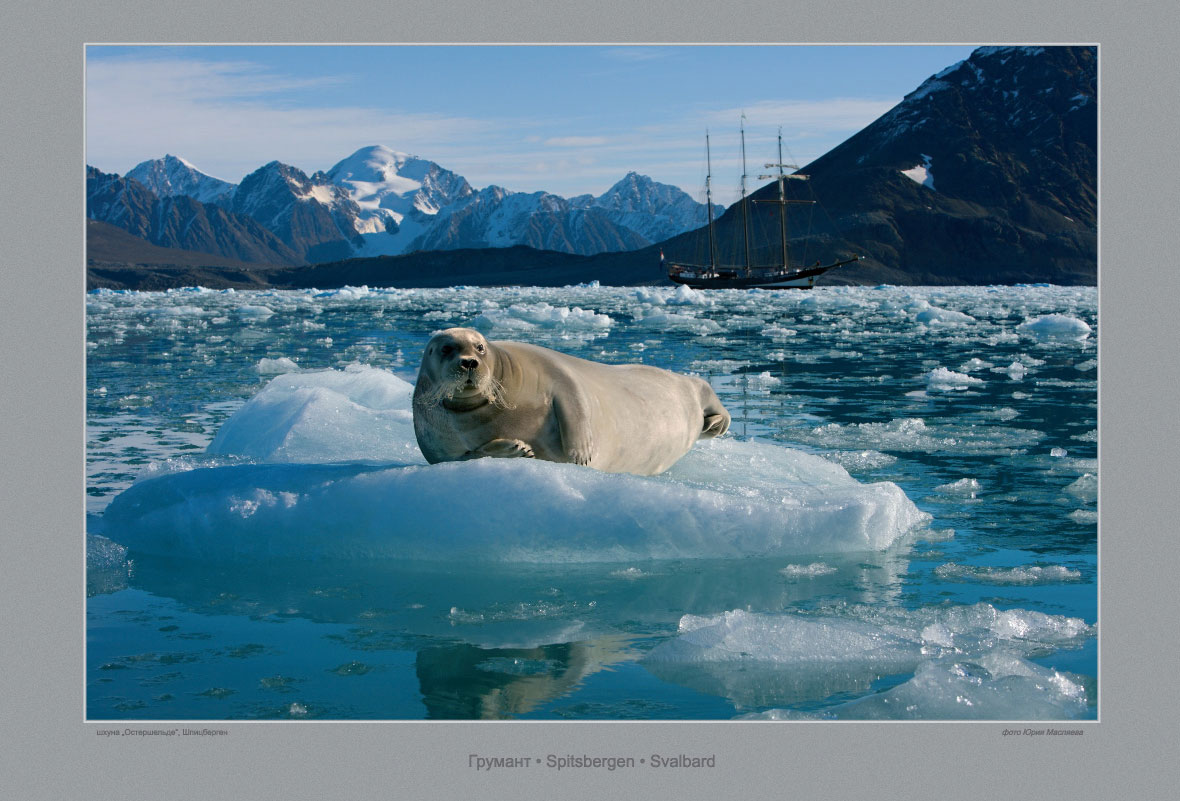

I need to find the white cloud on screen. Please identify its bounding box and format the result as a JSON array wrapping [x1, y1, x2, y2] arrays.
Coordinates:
[[83, 51, 902, 202], [543, 136, 608, 147], [85, 55, 499, 181], [704, 98, 898, 134]]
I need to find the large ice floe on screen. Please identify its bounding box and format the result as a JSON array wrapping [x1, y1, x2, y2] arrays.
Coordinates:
[[101, 364, 930, 562], [646, 603, 1095, 718]]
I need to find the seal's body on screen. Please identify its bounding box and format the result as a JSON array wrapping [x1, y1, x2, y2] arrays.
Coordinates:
[[412, 328, 730, 476]]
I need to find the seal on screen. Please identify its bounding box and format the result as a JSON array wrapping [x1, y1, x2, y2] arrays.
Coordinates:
[[412, 327, 730, 475]]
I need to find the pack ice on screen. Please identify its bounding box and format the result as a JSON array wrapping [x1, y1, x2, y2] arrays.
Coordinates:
[[101, 365, 930, 561]]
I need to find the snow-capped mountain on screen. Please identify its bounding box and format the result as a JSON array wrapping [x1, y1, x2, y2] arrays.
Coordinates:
[[126, 155, 236, 206], [325, 146, 705, 257], [87, 144, 709, 264], [570, 171, 707, 245], [406, 184, 651, 255], [325, 145, 475, 234]]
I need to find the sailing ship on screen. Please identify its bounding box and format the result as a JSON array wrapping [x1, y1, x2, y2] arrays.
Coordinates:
[[665, 123, 862, 290]]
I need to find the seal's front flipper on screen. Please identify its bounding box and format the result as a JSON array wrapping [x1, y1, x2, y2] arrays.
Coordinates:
[[553, 396, 596, 466], [463, 438, 535, 460]]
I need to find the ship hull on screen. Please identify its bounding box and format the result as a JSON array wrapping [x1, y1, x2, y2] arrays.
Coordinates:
[[667, 258, 858, 290]]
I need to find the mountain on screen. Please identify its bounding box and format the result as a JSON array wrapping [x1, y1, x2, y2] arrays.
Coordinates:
[[87, 145, 711, 266], [85, 167, 301, 265], [126, 155, 236, 206], [325, 146, 706, 257], [571, 171, 708, 244], [325, 145, 475, 237], [404, 184, 651, 255], [661, 45, 1096, 285], [225, 161, 368, 263]]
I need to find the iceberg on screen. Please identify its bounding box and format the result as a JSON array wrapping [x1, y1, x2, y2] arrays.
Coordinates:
[[101, 366, 930, 562], [1017, 314, 1092, 341]]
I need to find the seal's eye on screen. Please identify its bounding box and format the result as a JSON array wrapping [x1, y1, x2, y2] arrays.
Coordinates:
[[440, 345, 454, 356], [476, 343, 486, 354]]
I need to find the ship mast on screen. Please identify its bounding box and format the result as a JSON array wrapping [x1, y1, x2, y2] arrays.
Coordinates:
[[757, 127, 813, 271], [740, 117, 751, 274], [705, 131, 716, 270]]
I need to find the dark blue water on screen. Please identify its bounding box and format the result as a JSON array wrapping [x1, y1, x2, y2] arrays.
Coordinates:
[[86, 283, 1097, 719]]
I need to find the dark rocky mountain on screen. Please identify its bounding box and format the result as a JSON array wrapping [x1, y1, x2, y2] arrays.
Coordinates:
[[227, 161, 366, 263], [85, 167, 301, 265], [662, 45, 1096, 285]]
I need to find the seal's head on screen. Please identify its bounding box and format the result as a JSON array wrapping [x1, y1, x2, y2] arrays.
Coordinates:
[[415, 327, 509, 410]]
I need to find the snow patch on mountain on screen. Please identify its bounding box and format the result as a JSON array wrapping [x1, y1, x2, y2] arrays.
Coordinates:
[[902, 154, 936, 190]]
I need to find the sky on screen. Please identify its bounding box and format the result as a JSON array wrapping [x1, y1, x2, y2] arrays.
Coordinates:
[[86, 44, 979, 205]]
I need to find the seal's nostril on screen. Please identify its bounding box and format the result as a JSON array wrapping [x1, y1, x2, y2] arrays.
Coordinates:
[[460, 358, 479, 370]]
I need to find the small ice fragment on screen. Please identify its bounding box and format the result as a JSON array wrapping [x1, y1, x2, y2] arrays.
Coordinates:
[[780, 562, 837, 578], [935, 478, 981, 498], [925, 367, 983, 391]]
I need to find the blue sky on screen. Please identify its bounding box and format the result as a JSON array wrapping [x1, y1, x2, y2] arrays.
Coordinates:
[[86, 45, 978, 204]]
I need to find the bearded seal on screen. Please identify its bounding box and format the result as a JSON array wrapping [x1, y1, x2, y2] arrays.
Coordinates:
[[412, 327, 730, 476]]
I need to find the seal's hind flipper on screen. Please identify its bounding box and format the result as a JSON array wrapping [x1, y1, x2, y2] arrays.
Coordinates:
[[702, 412, 730, 439]]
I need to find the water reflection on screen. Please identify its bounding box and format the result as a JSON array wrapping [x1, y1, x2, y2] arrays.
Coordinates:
[[87, 544, 914, 718]]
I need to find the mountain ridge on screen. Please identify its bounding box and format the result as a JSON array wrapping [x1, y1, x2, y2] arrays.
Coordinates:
[[88, 146, 710, 264]]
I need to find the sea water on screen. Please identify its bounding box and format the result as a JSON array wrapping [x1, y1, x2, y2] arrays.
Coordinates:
[[85, 282, 1097, 720]]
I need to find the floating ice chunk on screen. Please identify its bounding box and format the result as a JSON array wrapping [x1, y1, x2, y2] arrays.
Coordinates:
[[666, 284, 711, 306], [656, 603, 1092, 663], [959, 358, 993, 372], [1051, 447, 1069, 458], [993, 361, 1026, 379], [925, 367, 983, 391], [646, 602, 1093, 671], [236, 305, 274, 319], [1069, 509, 1098, 524], [472, 303, 612, 333], [101, 437, 928, 562], [256, 357, 300, 375], [780, 563, 837, 578], [799, 652, 1090, 720], [761, 325, 798, 338], [916, 307, 974, 325], [935, 478, 981, 498], [1018, 314, 1092, 341], [610, 567, 649, 580], [314, 285, 371, 300], [934, 563, 1082, 584], [206, 365, 422, 465], [635, 311, 722, 335], [1064, 473, 1098, 502], [820, 450, 898, 471], [746, 371, 782, 388], [86, 534, 128, 569], [1074, 358, 1098, 372], [633, 288, 666, 306], [650, 609, 924, 667], [795, 417, 1043, 456]]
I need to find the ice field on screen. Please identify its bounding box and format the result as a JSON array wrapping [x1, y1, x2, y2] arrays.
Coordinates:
[[86, 282, 1097, 720]]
